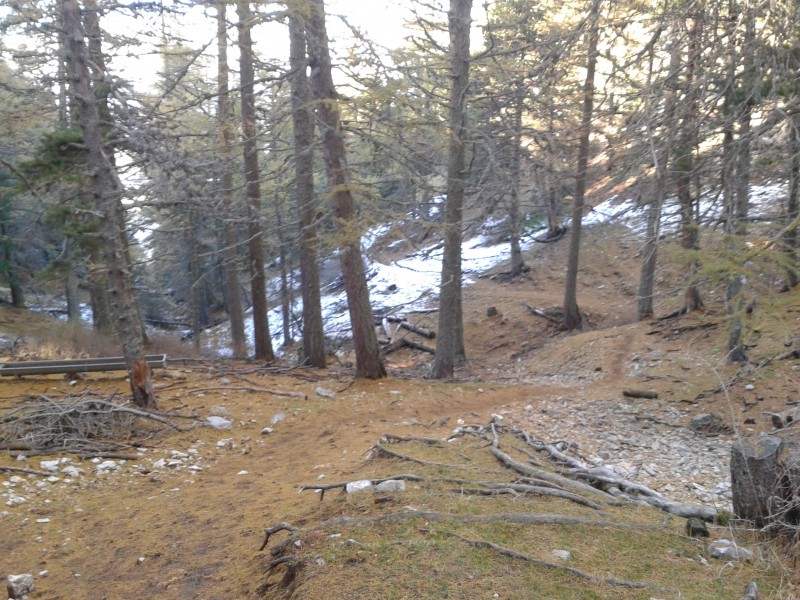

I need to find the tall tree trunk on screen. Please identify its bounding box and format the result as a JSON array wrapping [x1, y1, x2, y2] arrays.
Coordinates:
[[237, 0, 274, 361], [0, 221, 24, 308], [65, 244, 81, 322], [187, 205, 202, 351], [274, 196, 293, 347], [674, 13, 704, 314], [637, 32, 679, 321], [508, 84, 525, 277], [62, 0, 155, 408], [288, 4, 326, 368], [431, 0, 472, 379], [87, 262, 112, 333], [217, 0, 247, 359], [786, 110, 800, 288], [563, 0, 599, 331], [306, 0, 385, 379], [725, 2, 754, 361]]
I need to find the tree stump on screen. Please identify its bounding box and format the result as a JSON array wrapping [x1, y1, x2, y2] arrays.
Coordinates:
[[731, 432, 800, 528]]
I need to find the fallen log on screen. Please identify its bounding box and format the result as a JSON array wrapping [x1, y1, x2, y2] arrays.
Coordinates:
[[524, 303, 562, 325], [398, 321, 436, 339]]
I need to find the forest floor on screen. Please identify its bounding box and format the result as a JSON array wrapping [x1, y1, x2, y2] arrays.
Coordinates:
[[1, 223, 800, 599]]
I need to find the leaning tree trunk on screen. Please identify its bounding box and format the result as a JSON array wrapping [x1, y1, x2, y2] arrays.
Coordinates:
[[216, 0, 247, 359], [563, 0, 599, 331], [289, 4, 326, 368], [431, 0, 472, 379], [306, 0, 385, 379], [62, 0, 155, 408], [237, 0, 274, 361]]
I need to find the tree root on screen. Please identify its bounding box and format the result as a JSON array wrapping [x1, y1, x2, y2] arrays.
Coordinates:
[[431, 528, 650, 590], [368, 442, 467, 470], [381, 433, 446, 446], [0, 465, 52, 477]]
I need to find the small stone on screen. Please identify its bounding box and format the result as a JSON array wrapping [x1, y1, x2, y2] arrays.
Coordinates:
[[6, 573, 35, 599], [745, 384, 755, 391], [270, 412, 287, 425], [36, 518, 51, 523], [205, 416, 232, 430], [315, 387, 336, 399], [261, 427, 274, 436], [237, 470, 249, 476], [551, 549, 571, 561], [374, 480, 406, 493], [219, 377, 231, 385], [708, 539, 753, 561], [345, 480, 373, 494], [486, 306, 498, 317], [38, 571, 48, 578]]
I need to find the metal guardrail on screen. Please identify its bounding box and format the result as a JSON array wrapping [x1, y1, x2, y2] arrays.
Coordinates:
[[0, 354, 167, 376]]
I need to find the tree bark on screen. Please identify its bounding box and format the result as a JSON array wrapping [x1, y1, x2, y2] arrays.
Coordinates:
[[236, 0, 274, 362], [306, 0, 385, 379], [217, 0, 247, 359], [289, 4, 326, 368], [563, 0, 599, 331], [731, 434, 800, 528], [431, 0, 472, 379], [61, 0, 155, 408]]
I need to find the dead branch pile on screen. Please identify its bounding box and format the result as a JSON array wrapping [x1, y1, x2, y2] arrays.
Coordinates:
[[0, 392, 193, 454]]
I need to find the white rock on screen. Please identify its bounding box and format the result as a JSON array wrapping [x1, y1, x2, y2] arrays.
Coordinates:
[[96, 461, 120, 472], [187, 466, 203, 472], [315, 387, 336, 398], [170, 451, 189, 459], [61, 466, 84, 477], [38, 570, 49, 577], [6, 495, 26, 507], [270, 412, 287, 425], [206, 416, 233, 430], [40, 458, 70, 472], [15, 455, 26, 462], [36, 518, 50, 523], [345, 480, 373, 494], [237, 470, 249, 476], [745, 384, 755, 391], [374, 480, 406, 493], [209, 405, 232, 417], [708, 539, 753, 561], [8, 476, 24, 484], [551, 549, 571, 561], [6, 573, 35, 599], [261, 427, 274, 435], [152, 459, 167, 469]]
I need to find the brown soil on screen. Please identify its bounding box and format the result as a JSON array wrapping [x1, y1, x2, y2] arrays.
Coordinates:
[[2, 224, 799, 598]]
